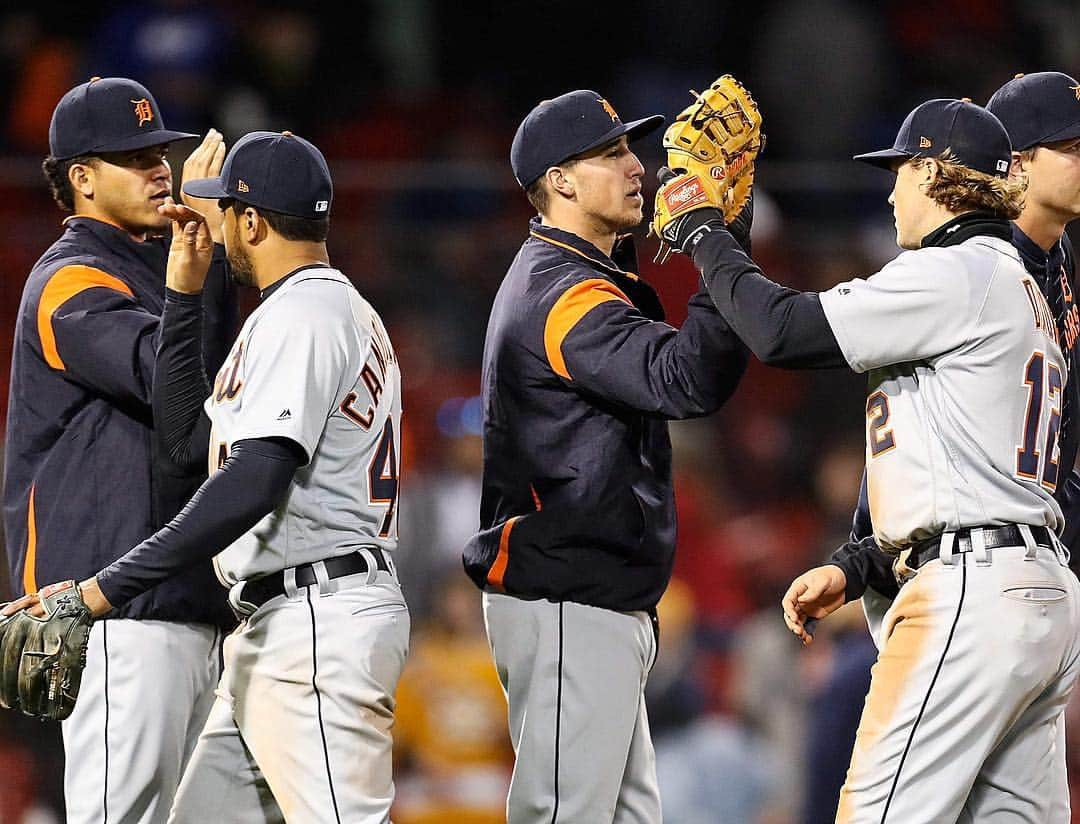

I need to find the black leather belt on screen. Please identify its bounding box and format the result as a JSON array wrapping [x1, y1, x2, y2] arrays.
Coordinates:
[[907, 525, 1054, 569], [238, 548, 391, 609]]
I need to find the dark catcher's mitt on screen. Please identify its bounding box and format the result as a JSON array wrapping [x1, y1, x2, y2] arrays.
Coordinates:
[[0, 580, 92, 721]]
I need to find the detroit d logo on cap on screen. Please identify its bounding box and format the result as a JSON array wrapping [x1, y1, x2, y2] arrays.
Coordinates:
[[131, 98, 154, 127], [599, 98, 620, 123]]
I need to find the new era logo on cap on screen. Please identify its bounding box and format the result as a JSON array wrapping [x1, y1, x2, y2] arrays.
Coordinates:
[[854, 98, 1012, 178], [183, 130, 333, 220]]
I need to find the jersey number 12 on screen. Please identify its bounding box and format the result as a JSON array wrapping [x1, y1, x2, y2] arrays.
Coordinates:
[[1017, 351, 1061, 491]]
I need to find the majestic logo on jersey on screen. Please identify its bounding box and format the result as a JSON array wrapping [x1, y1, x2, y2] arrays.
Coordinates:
[[131, 98, 154, 127], [277, 409, 292, 420], [598, 98, 620, 123]]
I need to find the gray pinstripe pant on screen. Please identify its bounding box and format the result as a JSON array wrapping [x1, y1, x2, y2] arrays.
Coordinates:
[[483, 592, 662, 824]]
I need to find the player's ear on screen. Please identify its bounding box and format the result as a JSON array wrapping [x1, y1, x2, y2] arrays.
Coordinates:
[[548, 166, 575, 199], [68, 160, 95, 200], [1009, 150, 1030, 181], [242, 206, 261, 243], [921, 158, 939, 186]]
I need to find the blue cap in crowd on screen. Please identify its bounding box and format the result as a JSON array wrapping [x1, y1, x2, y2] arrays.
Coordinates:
[[49, 77, 197, 160], [854, 98, 1012, 178], [986, 72, 1080, 151], [184, 131, 332, 219], [510, 91, 664, 188]]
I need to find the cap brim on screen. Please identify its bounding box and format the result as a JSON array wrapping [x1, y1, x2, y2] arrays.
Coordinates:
[[571, 114, 667, 160], [182, 176, 229, 199], [852, 147, 913, 170], [92, 129, 200, 154], [1039, 118, 1080, 147]]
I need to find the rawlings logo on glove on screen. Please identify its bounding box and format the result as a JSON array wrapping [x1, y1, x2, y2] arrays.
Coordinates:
[[0, 580, 93, 721], [651, 74, 764, 262]]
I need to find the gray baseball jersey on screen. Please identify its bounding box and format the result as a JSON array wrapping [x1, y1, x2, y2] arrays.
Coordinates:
[[206, 266, 402, 584], [820, 234, 1065, 550]]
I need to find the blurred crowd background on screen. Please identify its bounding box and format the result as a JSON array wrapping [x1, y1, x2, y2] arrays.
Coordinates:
[[0, 1, 1077, 822]]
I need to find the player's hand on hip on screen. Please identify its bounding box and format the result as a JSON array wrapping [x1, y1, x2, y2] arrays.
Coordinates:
[[161, 196, 214, 294], [781, 564, 847, 646], [180, 128, 227, 244]]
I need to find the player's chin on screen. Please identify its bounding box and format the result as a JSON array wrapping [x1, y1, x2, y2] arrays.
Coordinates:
[[616, 202, 645, 230]]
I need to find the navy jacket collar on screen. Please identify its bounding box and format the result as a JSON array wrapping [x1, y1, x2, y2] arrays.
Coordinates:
[[526, 217, 664, 320], [1010, 222, 1061, 286], [527, 217, 629, 277], [63, 215, 165, 245]]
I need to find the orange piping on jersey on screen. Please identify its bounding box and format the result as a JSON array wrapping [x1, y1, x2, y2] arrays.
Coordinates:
[[543, 279, 631, 380], [486, 516, 521, 590], [23, 484, 38, 594], [38, 265, 134, 370], [529, 231, 619, 271], [530, 484, 543, 511]]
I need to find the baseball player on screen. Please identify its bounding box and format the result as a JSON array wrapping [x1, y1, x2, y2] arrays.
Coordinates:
[[817, 72, 1080, 629], [656, 98, 1080, 820], [3, 77, 237, 823], [789, 72, 1080, 820], [462, 91, 749, 823], [15, 130, 409, 823]]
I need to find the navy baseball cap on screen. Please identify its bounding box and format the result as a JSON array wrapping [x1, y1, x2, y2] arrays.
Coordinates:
[[854, 99, 1012, 178], [183, 131, 332, 219], [511, 91, 664, 188], [49, 77, 197, 160], [986, 72, 1080, 151]]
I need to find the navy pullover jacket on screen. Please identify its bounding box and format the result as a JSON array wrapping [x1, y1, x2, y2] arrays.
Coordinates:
[[3, 216, 237, 625], [463, 217, 747, 612]]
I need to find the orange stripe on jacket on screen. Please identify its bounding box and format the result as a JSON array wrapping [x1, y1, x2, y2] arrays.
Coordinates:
[[543, 279, 631, 380], [486, 516, 521, 590], [22, 484, 37, 594], [37, 265, 134, 370]]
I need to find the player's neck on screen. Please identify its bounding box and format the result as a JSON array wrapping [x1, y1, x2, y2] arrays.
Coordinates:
[[70, 201, 149, 243], [1014, 203, 1068, 252], [253, 241, 330, 291], [541, 211, 617, 257]]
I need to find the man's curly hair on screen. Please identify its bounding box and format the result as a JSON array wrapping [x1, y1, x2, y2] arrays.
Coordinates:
[[41, 155, 96, 212], [920, 150, 1026, 220]]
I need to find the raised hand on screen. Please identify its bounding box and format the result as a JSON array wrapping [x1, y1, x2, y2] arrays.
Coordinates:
[[180, 128, 227, 243], [159, 196, 214, 294]]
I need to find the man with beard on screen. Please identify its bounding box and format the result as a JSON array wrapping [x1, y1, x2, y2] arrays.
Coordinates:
[[8, 130, 411, 822]]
